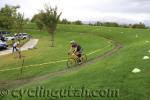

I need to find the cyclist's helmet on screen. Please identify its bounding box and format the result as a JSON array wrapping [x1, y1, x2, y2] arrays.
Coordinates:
[[70, 40, 75, 44]]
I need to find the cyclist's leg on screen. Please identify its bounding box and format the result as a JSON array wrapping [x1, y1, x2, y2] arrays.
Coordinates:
[[75, 52, 82, 63], [79, 49, 84, 63], [71, 53, 78, 59]]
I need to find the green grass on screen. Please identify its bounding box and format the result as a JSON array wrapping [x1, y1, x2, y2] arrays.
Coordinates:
[[0, 26, 113, 81], [6, 39, 29, 47], [1, 24, 150, 100]]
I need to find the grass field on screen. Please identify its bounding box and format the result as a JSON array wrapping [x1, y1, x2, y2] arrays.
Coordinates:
[[0, 24, 150, 100]]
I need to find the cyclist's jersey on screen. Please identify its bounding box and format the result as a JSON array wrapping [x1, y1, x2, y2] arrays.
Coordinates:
[[72, 44, 81, 52]]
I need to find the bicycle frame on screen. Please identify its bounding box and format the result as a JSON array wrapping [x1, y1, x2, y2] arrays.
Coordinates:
[[68, 53, 81, 61]]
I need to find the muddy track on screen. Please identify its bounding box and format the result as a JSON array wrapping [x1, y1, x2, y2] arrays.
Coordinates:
[[0, 37, 123, 90]]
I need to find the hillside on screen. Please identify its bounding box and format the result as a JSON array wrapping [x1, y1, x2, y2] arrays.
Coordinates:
[[1, 24, 150, 100]]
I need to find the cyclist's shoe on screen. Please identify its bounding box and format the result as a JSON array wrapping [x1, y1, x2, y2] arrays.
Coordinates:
[[78, 62, 82, 65], [78, 59, 82, 64]]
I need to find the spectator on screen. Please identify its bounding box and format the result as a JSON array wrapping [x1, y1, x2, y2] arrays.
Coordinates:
[[12, 41, 20, 53]]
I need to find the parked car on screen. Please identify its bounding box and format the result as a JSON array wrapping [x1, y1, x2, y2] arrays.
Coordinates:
[[0, 34, 6, 41], [0, 31, 11, 35], [0, 40, 8, 50], [14, 33, 31, 40], [0, 31, 13, 41], [5, 36, 15, 41]]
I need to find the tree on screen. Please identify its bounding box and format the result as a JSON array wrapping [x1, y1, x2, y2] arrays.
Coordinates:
[[102, 22, 119, 27], [132, 22, 146, 29], [14, 13, 26, 33], [36, 20, 44, 31], [120, 24, 129, 28], [88, 22, 94, 26], [40, 6, 62, 47], [0, 5, 19, 30], [73, 20, 82, 25], [60, 18, 71, 24], [32, 14, 44, 31], [94, 21, 102, 26], [0, 4, 26, 32]]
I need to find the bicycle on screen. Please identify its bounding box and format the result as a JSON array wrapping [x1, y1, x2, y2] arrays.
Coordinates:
[[67, 52, 87, 68]]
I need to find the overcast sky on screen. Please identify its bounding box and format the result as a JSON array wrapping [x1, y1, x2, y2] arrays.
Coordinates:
[[0, 0, 150, 25]]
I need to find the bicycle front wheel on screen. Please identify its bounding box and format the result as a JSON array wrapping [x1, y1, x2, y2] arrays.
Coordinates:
[[67, 58, 76, 68]]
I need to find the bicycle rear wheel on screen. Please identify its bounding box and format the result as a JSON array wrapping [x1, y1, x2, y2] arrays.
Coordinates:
[[67, 58, 76, 68]]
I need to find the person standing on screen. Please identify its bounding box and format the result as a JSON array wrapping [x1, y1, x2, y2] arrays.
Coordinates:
[[12, 41, 20, 53]]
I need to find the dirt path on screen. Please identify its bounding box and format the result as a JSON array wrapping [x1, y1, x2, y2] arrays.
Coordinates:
[[0, 37, 123, 89], [0, 39, 39, 56]]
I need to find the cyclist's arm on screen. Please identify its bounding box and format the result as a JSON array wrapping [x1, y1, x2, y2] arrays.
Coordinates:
[[73, 47, 77, 53], [68, 47, 74, 54]]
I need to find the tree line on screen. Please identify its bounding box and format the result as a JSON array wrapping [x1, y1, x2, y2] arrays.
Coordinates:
[[56, 19, 148, 29], [91, 21, 147, 29]]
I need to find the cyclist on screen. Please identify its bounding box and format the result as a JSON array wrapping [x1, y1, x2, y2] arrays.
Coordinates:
[[69, 40, 83, 63]]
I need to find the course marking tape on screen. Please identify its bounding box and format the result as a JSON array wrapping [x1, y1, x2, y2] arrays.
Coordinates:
[[87, 46, 108, 55], [0, 60, 67, 72], [0, 45, 111, 72]]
